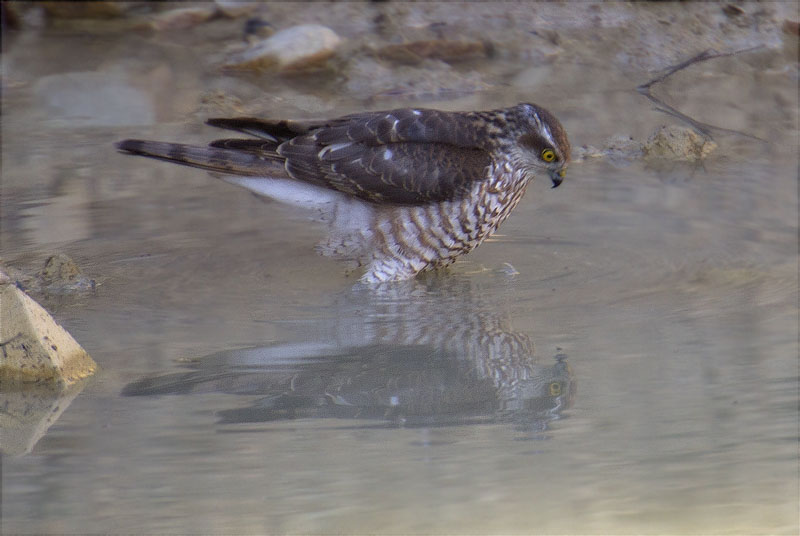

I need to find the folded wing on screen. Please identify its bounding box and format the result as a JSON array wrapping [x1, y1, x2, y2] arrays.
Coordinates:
[[208, 108, 493, 204]]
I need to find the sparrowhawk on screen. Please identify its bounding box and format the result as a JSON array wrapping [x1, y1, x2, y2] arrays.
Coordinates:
[[116, 103, 570, 283]]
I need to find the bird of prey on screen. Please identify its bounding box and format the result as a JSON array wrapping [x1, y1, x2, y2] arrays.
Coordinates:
[[116, 103, 570, 283]]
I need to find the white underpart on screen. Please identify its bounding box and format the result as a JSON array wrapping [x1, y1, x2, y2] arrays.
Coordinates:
[[222, 175, 375, 260], [223, 176, 345, 211], [218, 158, 530, 284]]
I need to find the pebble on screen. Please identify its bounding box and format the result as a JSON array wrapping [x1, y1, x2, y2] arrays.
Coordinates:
[[37, 254, 96, 293], [215, 0, 260, 19], [573, 135, 643, 165], [642, 125, 718, 161], [223, 24, 342, 72], [39, 254, 82, 284], [147, 6, 217, 32]]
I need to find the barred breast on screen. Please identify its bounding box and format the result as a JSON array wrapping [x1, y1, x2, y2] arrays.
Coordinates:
[[363, 162, 529, 283]]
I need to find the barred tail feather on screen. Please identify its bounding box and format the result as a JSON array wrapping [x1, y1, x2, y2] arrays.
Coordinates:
[[115, 139, 286, 177]]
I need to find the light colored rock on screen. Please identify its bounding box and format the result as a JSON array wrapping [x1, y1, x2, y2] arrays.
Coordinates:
[[642, 125, 718, 161], [147, 6, 216, 32], [0, 284, 96, 384], [223, 24, 342, 72], [215, 0, 260, 18]]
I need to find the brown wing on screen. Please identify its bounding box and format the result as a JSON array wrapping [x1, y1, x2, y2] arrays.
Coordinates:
[[205, 117, 320, 142], [206, 107, 487, 147], [148, 108, 495, 204], [279, 140, 489, 204], [275, 108, 492, 204]]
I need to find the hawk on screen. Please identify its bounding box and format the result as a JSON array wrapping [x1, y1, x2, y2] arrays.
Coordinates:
[[116, 103, 570, 283]]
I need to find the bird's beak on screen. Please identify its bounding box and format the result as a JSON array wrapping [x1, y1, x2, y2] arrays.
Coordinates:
[[550, 168, 566, 188]]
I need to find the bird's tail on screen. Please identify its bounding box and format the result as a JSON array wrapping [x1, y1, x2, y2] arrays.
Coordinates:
[[115, 139, 286, 177]]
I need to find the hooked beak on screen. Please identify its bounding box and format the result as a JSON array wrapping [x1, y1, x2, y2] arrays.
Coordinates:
[[549, 167, 566, 189]]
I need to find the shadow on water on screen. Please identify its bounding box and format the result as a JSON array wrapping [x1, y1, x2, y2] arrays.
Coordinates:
[[122, 276, 575, 437]]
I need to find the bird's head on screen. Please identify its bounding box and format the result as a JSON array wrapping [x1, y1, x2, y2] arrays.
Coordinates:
[[505, 103, 571, 188]]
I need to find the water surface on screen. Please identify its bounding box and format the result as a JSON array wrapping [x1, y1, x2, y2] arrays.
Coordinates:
[[2, 7, 798, 534]]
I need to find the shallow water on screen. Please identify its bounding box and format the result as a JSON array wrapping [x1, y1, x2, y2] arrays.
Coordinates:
[[2, 6, 798, 534]]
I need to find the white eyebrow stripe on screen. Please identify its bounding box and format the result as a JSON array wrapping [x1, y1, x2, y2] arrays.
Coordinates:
[[528, 110, 555, 148], [541, 122, 556, 147]]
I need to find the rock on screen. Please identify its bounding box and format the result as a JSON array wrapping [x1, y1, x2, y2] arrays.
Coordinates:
[[36, 254, 96, 293], [0, 284, 97, 384], [215, 0, 260, 19], [573, 145, 605, 161], [642, 125, 717, 161], [147, 6, 217, 32], [573, 135, 643, 165], [604, 134, 645, 163], [198, 90, 245, 116], [39, 254, 81, 284], [223, 24, 342, 72], [721, 4, 745, 17], [243, 17, 274, 43], [783, 20, 799, 36], [41, 1, 125, 19]]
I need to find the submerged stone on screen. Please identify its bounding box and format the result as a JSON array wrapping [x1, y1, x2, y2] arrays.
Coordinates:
[[38, 254, 96, 293]]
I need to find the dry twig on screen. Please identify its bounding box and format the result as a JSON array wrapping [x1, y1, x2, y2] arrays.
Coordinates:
[[636, 47, 766, 141]]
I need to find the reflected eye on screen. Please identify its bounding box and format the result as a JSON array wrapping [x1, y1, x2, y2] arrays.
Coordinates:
[[541, 149, 557, 162]]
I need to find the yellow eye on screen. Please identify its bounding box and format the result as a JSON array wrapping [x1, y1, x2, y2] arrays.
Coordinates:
[[541, 149, 557, 162]]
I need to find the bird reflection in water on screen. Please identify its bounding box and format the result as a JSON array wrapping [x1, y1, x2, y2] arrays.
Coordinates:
[[123, 276, 575, 436]]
